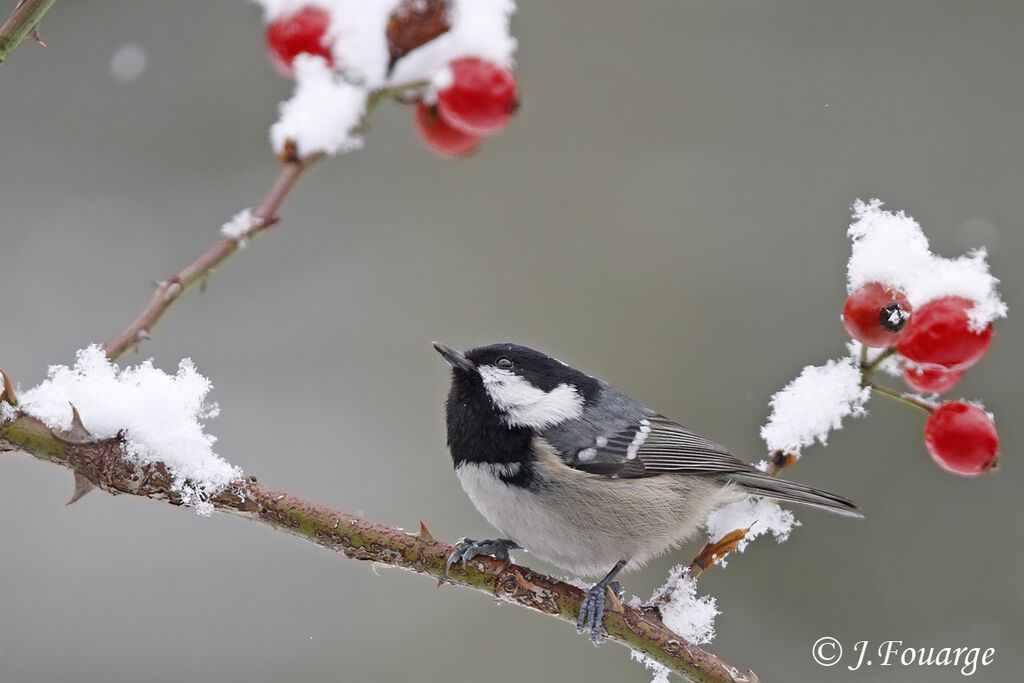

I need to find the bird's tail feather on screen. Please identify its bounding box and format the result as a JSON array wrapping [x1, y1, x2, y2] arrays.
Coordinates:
[[729, 471, 862, 518]]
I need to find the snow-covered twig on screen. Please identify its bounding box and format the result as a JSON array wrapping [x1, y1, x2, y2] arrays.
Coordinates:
[[0, 411, 759, 683], [101, 157, 313, 360], [101, 79, 427, 361], [104, 155, 317, 360]]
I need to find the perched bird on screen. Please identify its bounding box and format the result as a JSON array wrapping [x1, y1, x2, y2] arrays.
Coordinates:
[[434, 341, 860, 643]]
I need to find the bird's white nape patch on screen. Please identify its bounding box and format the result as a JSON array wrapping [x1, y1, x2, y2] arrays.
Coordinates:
[[477, 366, 584, 429]]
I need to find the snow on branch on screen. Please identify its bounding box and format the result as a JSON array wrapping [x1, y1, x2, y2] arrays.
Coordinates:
[[0, 408, 758, 683], [17, 345, 241, 515], [760, 357, 870, 456]]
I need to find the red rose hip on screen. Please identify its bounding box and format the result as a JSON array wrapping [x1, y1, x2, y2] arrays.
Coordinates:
[[924, 401, 999, 475], [903, 365, 963, 393], [842, 282, 912, 347], [897, 296, 992, 370], [266, 6, 334, 78], [415, 102, 480, 157], [436, 57, 518, 136]]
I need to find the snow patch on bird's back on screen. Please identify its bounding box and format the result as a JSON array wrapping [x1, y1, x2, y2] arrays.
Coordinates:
[[477, 366, 583, 429]]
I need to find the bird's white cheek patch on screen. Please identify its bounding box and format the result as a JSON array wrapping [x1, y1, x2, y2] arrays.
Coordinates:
[[477, 367, 583, 429]]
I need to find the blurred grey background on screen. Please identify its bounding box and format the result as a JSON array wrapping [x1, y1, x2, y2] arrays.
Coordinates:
[[1, 1, 1021, 681]]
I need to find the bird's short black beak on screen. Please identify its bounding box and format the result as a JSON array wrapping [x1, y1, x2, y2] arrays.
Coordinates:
[[433, 342, 476, 373]]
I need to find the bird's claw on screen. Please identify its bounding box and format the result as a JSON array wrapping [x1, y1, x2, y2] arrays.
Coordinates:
[[444, 538, 519, 578], [576, 580, 623, 645]]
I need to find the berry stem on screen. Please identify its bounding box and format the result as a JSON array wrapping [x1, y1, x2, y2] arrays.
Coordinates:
[[355, 81, 429, 137], [860, 346, 897, 378], [866, 382, 935, 414], [367, 80, 429, 110]]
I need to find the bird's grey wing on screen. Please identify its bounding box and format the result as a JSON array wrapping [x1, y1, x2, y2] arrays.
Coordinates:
[[566, 414, 756, 478]]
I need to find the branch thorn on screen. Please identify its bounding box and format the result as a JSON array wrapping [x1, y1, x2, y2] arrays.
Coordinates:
[[27, 24, 44, 46], [604, 583, 625, 615], [1, 367, 18, 406], [416, 520, 436, 543], [52, 403, 94, 444], [66, 471, 95, 505]]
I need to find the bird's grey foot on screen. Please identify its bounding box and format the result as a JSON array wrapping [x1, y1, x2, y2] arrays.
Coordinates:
[[445, 538, 520, 577], [576, 560, 627, 645]]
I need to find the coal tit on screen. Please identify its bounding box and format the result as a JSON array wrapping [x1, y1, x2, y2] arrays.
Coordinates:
[[434, 341, 860, 643]]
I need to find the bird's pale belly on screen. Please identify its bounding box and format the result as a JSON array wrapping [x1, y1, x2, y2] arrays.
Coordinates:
[[455, 446, 741, 577]]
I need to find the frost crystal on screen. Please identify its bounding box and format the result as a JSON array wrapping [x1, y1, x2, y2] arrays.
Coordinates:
[[649, 566, 719, 645], [220, 208, 255, 243], [705, 496, 799, 556], [847, 199, 1007, 331], [19, 346, 242, 515], [630, 651, 671, 683], [760, 357, 870, 455]]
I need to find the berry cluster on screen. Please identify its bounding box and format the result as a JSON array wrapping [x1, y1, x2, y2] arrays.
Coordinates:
[[843, 286, 998, 475], [415, 58, 518, 157], [264, 5, 518, 158]]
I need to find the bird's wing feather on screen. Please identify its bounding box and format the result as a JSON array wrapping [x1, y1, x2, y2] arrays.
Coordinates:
[[568, 414, 754, 478]]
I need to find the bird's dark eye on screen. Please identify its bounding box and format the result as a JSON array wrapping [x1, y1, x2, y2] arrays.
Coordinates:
[[496, 357, 514, 369]]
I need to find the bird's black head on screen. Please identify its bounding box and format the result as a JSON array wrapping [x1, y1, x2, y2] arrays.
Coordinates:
[[433, 342, 601, 467], [435, 342, 601, 429]]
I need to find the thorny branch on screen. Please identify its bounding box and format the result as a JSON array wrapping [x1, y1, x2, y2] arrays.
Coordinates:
[[0, 410, 759, 683], [100, 156, 317, 360], [0, 62, 759, 678], [101, 82, 424, 362], [2, 1, 754, 666], [0, 0, 55, 64]]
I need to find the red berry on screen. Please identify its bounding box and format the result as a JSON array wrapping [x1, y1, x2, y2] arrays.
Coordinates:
[[436, 58, 517, 136], [923, 401, 998, 475], [266, 7, 333, 78], [897, 296, 992, 370], [842, 283, 912, 347], [416, 102, 480, 157], [902, 365, 963, 393]]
